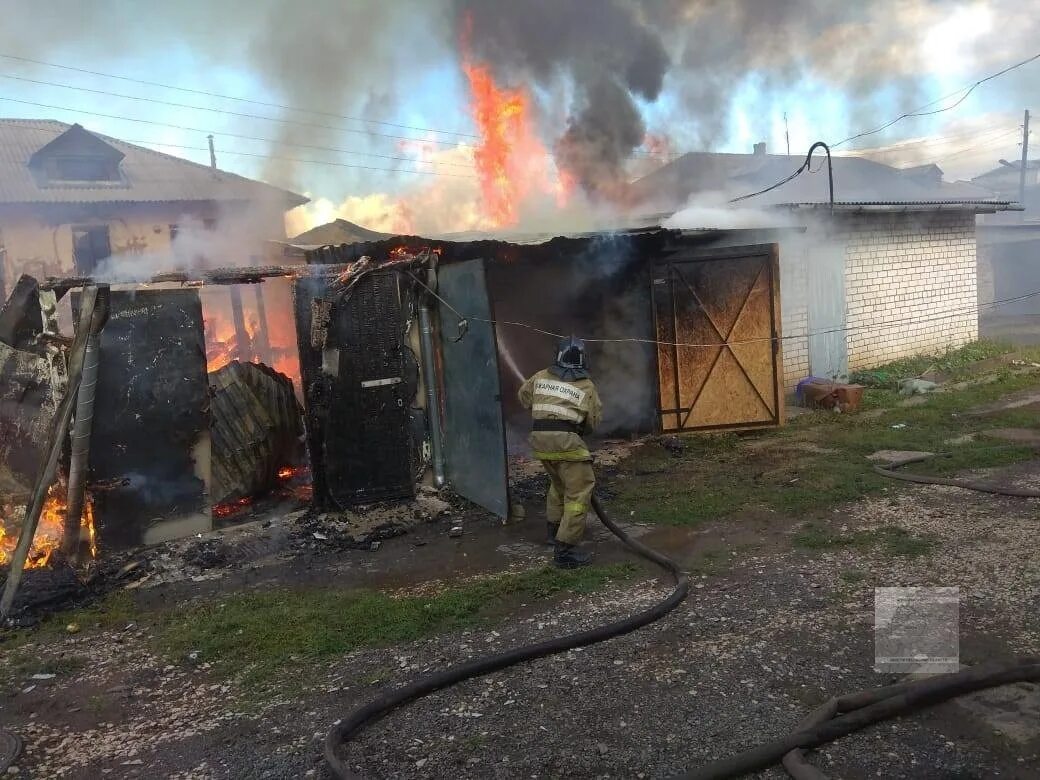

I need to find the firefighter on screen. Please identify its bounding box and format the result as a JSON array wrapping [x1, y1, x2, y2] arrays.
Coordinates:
[[518, 336, 602, 569]]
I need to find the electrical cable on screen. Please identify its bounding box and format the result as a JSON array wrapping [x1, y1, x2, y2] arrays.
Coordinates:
[[0, 72, 470, 148], [0, 52, 478, 140], [323, 494, 690, 779], [400, 266, 1040, 351], [0, 97, 478, 177], [834, 51, 1040, 149], [729, 50, 1040, 203]]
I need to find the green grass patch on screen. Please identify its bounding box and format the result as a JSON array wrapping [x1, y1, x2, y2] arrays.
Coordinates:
[[155, 563, 635, 683], [839, 569, 867, 584], [610, 361, 1040, 527], [0, 651, 88, 684], [794, 522, 935, 558], [850, 341, 1014, 388]]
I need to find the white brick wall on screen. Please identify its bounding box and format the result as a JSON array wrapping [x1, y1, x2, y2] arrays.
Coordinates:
[[777, 236, 810, 390], [839, 211, 978, 369]]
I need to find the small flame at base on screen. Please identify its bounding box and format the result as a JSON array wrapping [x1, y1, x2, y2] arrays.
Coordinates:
[[0, 485, 97, 570]]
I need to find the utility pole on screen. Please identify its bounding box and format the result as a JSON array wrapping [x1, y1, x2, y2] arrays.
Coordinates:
[[208, 134, 218, 172], [784, 112, 791, 156], [1019, 109, 1030, 209]]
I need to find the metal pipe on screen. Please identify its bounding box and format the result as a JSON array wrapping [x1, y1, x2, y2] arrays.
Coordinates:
[[417, 260, 446, 488], [62, 330, 100, 562]]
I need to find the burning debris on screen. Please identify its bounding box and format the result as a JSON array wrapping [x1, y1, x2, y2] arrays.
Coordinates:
[[0, 484, 96, 571], [208, 360, 305, 511]]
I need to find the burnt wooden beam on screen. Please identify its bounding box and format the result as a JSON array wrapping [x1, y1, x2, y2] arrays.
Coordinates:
[[39, 264, 357, 292], [251, 284, 273, 365], [227, 286, 251, 362], [0, 275, 42, 349], [0, 285, 109, 620]]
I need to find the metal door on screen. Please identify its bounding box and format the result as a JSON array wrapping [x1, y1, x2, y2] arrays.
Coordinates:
[[293, 271, 417, 508], [436, 259, 509, 518], [807, 242, 848, 380], [652, 244, 784, 432]]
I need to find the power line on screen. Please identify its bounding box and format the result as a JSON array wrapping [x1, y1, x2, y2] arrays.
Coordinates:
[[731, 51, 1040, 203], [121, 139, 476, 179], [0, 95, 478, 175], [418, 272, 1040, 350], [835, 51, 1040, 149], [0, 71, 469, 148], [0, 51, 477, 140]]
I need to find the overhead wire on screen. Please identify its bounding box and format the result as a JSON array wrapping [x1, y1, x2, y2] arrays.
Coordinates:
[[0, 71, 469, 148], [0, 52, 478, 140], [407, 268, 1040, 350], [730, 50, 1040, 203], [834, 50, 1040, 148], [0, 96, 479, 177]]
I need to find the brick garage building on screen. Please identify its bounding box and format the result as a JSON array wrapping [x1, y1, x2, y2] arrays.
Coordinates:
[[773, 202, 1014, 386]]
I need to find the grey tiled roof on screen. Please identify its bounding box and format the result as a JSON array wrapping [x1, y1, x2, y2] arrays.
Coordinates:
[[0, 119, 307, 207]]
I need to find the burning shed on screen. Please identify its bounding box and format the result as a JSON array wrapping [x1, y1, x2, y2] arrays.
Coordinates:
[[299, 226, 792, 517]]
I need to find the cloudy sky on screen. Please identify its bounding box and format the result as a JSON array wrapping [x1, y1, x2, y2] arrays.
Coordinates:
[[0, 0, 1035, 233]]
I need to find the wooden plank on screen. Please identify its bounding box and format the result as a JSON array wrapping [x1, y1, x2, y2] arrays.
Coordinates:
[[654, 245, 784, 433]]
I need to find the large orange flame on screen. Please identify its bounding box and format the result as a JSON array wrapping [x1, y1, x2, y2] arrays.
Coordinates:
[[461, 22, 571, 227], [0, 484, 96, 570]]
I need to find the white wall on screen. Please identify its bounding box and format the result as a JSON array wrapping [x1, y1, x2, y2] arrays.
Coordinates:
[[838, 211, 978, 370]]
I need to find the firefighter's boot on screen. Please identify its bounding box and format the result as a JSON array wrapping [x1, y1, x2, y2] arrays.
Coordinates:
[[554, 542, 592, 569], [546, 522, 560, 545]]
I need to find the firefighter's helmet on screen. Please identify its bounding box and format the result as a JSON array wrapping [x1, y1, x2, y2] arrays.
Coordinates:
[[555, 336, 587, 371]]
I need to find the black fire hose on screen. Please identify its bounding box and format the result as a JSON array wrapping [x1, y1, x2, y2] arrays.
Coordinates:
[[323, 495, 690, 779], [678, 658, 1040, 780], [873, 464, 1040, 497]]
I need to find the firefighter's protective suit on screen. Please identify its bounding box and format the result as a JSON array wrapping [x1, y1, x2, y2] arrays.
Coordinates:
[[518, 346, 602, 549]]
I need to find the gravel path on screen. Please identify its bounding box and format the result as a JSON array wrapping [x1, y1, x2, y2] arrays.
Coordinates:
[[2, 471, 1039, 778]]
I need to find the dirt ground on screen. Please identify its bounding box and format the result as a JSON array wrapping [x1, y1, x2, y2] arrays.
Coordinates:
[[2, 359, 1040, 779]]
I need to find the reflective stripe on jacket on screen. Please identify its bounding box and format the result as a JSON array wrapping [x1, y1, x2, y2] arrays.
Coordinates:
[[518, 368, 602, 461]]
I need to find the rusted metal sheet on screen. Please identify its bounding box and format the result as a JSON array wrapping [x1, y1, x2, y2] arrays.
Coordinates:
[[652, 244, 784, 432]]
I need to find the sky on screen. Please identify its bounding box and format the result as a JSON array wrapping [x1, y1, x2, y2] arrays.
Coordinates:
[[0, 0, 1035, 235]]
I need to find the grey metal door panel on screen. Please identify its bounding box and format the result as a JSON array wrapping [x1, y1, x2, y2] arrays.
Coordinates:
[[437, 259, 509, 518], [807, 244, 848, 380]]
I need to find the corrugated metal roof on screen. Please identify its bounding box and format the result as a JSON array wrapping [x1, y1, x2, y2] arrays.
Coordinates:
[[776, 200, 1018, 212], [0, 119, 307, 207]]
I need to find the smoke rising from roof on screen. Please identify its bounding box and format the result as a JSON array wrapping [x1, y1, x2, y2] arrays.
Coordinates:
[[0, 0, 1037, 213]]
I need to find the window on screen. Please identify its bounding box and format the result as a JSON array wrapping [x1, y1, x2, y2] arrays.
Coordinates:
[[50, 156, 119, 182], [72, 226, 111, 275]]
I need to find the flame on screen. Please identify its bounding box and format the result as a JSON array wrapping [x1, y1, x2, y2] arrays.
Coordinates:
[[202, 283, 302, 392], [0, 484, 97, 570], [213, 496, 252, 519], [460, 19, 571, 227]]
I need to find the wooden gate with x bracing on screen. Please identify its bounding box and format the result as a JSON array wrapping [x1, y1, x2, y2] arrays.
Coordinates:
[[651, 244, 785, 433]]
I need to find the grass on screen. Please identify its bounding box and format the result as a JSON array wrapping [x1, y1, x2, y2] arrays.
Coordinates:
[[793, 523, 936, 558], [609, 342, 1040, 528], [153, 563, 636, 683], [0, 651, 88, 685], [849, 341, 1015, 389]]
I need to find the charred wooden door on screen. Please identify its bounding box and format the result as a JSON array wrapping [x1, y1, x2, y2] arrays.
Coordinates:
[[652, 244, 783, 432], [436, 258, 509, 519], [293, 271, 417, 508], [83, 289, 210, 548]]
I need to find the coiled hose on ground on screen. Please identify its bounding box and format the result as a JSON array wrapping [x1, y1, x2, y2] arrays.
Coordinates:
[[323, 494, 691, 779], [325, 467, 1040, 780]]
